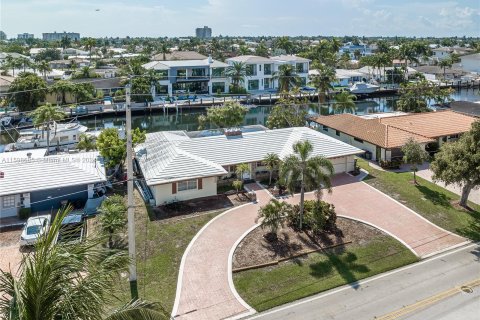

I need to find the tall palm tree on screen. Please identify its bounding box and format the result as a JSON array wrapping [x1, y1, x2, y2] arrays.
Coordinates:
[[236, 163, 250, 181], [50, 80, 76, 105], [279, 140, 334, 229], [275, 64, 300, 94], [238, 45, 250, 55], [264, 153, 280, 186], [333, 91, 357, 114], [309, 62, 336, 104], [226, 61, 246, 92], [36, 60, 52, 80], [32, 103, 65, 154], [98, 195, 127, 249], [0, 207, 168, 320], [438, 59, 453, 81], [158, 42, 170, 60]]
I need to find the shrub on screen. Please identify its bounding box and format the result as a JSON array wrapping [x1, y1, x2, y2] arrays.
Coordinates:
[[287, 200, 337, 233], [18, 208, 31, 220]]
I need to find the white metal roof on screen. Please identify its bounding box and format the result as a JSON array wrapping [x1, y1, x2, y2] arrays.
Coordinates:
[[136, 127, 363, 186], [271, 55, 311, 63], [226, 55, 273, 64], [0, 151, 106, 196], [143, 59, 228, 70]]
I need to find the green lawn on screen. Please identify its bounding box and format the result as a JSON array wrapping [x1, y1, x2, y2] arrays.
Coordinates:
[[357, 158, 480, 241], [114, 193, 222, 313], [234, 235, 418, 312]]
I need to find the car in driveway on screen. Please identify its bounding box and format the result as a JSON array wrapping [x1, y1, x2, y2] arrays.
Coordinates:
[[55, 212, 86, 244], [20, 215, 51, 246]]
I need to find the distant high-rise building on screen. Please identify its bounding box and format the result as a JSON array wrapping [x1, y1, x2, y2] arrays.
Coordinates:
[[42, 31, 80, 42], [0, 31, 6, 40], [195, 26, 212, 39], [18, 33, 35, 40]]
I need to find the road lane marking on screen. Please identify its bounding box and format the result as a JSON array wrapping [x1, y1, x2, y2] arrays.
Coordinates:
[[376, 278, 480, 320]]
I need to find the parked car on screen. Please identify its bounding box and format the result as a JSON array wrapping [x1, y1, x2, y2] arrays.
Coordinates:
[[20, 215, 51, 246], [55, 212, 86, 244]]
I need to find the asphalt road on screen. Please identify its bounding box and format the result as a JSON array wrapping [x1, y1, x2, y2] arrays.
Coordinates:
[[245, 243, 480, 320]]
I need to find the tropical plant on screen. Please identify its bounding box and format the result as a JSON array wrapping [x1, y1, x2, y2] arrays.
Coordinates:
[[279, 140, 334, 229], [98, 195, 127, 248], [275, 64, 300, 94], [198, 101, 247, 129], [257, 199, 290, 241], [402, 138, 429, 184], [226, 61, 247, 93], [263, 153, 281, 186], [309, 62, 336, 104], [50, 80, 76, 105], [7, 72, 47, 111], [0, 207, 168, 320], [97, 127, 146, 169], [266, 90, 308, 129], [31, 103, 65, 154], [236, 163, 250, 181], [288, 200, 337, 233], [36, 60, 52, 79], [60, 36, 71, 49], [158, 42, 170, 60], [77, 133, 97, 151], [431, 120, 480, 208], [333, 91, 357, 114], [438, 59, 452, 81], [232, 179, 243, 198]]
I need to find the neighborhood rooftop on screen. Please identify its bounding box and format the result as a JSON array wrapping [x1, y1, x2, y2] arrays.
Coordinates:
[[311, 110, 476, 149], [136, 127, 363, 186]]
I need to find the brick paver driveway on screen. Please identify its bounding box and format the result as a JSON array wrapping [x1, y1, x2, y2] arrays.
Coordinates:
[[172, 175, 468, 320], [0, 229, 23, 275]]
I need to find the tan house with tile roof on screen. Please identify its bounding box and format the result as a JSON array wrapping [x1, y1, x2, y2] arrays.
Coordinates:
[[310, 110, 476, 161]]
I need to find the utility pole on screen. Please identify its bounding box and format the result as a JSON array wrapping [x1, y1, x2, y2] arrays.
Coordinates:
[[125, 82, 137, 283]]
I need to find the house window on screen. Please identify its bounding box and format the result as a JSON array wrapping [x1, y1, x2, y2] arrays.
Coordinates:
[[336, 130, 340, 136], [176, 69, 187, 80], [259, 64, 262, 72], [264, 64, 272, 75], [212, 82, 225, 93], [296, 63, 304, 73], [248, 80, 259, 90], [177, 180, 198, 192], [192, 68, 206, 77], [322, 125, 328, 132], [264, 78, 271, 89], [354, 137, 364, 143], [2, 195, 15, 209], [246, 64, 256, 76], [256, 161, 264, 167]]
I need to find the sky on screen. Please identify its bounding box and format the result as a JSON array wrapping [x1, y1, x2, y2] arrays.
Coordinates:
[[0, 0, 479, 38]]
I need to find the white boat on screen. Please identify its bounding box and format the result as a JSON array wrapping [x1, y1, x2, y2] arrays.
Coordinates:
[[349, 82, 380, 94], [13, 121, 88, 151]]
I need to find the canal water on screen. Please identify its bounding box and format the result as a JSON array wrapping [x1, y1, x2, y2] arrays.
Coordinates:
[[1, 88, 479, 150]]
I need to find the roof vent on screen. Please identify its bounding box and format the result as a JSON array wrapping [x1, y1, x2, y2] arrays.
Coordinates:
[[225, 128, 242, 137]]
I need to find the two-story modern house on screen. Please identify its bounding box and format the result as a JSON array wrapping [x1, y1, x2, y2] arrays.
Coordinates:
[[271, 55, 311, 87], [143, 57, 229, 96]]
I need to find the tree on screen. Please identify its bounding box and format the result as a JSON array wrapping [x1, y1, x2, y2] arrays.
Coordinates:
[[438, 59, 452, 80], [402, 138, 429, 184], [309, 62, 336, 104], [158, 42, 170, 60], [431, 121, 480, 207], [279, 140, 334, 229], [255, 41, 269, 57], [130, 76, 153, 103], [34, 48, 61, 62], [275, 64, 300, 94], [97, 127, 146, 169], [333, 91, 356, 114], [0, 207, 168, 320], [198, 101, 247, 129], [77, 133, 96, 151], [235, 163, 250, 181], [50, 80, 76, 105], [60, 36, 71, 49], [232, 179, 243, 198], [7, 72, 47, 111], [98, 195, 127, 248], [257, 199, 289, 241], [274, 36, 294, 54], [266, 91, 308, 129], [226, 61, 246, 93], [31, 103, 65, 154], [264, 153, 280, 186], [36, 60, 52, 79], [83, 37, 97, 58]]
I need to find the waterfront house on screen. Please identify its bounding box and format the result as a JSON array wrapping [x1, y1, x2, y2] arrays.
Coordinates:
[[270, 55, 311, 87], [338, 42, 373, 59], [152, 50, 207, 61], [309, 68, 365, 87], [135, 127, 363, 205], [310, 111, 476, 161], [143, 57, 230, 96], [0, 150, 106, 219]]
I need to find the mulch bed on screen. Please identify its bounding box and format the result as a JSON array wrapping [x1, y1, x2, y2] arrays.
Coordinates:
[[233, 218, 384, 269]]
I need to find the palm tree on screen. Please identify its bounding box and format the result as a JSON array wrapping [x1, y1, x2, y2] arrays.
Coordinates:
[[80, 66, 92, 78], [238, 45, 250, 55], [226, 61, 246, 93], [257, 199, 287, 241], [98, 195, 127, 249], [32, 103, 65, 154], [438, 59, 453, 81], [18, 57, 31, 72], [36, 60, 52, 80], [158, 42, 170, 60], [83, 37, 97, 59], [235, 163, 250, 181], [264, 153, 280, 186], [275, 64, 300, 94], [60, 36, 71, 49], [77, 133, 96, 151], [279, 140, 334, 229], [50, 80, 76, 105], [333, 91, 357, 114], [309, 62, 336, 104], [0, 207, 168, 320]]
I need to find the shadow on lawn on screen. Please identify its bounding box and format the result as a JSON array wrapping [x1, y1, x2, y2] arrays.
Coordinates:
[[456, 208, 480, 241], [309, 247, 370, 289], [415, 184, 451, 207]]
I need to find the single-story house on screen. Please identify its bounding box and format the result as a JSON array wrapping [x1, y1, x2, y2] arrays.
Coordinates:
[[135, 127, 364, 205], [310, 110, 476, 161], [0, 149, 106, 219]]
